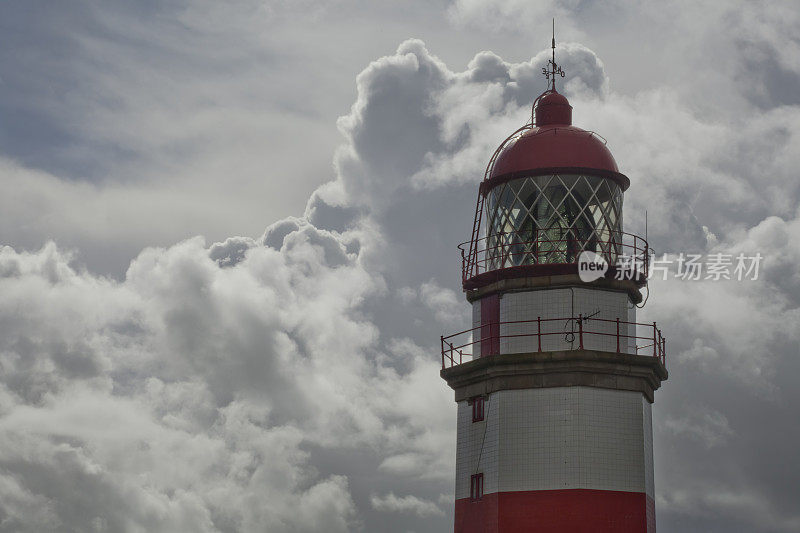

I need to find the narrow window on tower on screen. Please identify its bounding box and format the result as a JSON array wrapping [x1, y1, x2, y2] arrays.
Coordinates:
[[471, 396, 485, 422], [470, 473, 484, 501]]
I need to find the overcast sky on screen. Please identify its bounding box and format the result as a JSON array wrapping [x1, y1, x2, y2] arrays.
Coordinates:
[[1, 1, 799, 532]]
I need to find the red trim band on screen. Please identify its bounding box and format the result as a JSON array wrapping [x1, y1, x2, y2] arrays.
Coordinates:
[[480, 167, 631, 195], [463, 264, 647, 291], [454, 489, 655, 533]]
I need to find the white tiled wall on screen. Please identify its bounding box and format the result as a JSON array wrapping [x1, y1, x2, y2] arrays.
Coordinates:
[[497, 288, 637, 354], [628, 304, 638, 354], [455, 396, 499, 499], [455, 387, 652, 498], [642, 397, 654, 498], [472, 302, 481, 356]]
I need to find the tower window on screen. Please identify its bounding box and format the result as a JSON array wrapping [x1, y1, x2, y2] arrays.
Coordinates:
[[470, 473, 484, 501], [471, 396, 485, 422]]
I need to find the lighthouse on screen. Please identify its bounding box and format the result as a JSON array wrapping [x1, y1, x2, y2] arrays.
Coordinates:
[[440, 36, 668, 533]]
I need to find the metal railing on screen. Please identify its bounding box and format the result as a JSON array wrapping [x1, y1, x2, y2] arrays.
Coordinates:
[[458, 229, 649, 283], [441, 315, 666, 369]]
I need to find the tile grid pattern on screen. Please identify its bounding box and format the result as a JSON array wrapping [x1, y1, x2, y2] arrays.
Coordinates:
[[499, 288, 636, 354], [455, 396, 500, 500], [471, 301, 481, 358], [642, 397, 655, 498], [455, 387, 650, 498]]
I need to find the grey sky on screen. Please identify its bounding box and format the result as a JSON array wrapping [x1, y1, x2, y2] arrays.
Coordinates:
[[0, 1, 799, 532]]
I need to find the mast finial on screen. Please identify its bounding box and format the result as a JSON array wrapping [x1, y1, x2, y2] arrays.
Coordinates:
[[542, 18, 565, 92]]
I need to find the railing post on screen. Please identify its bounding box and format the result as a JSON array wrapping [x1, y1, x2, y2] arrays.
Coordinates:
[[578, 314, 584, 350], [616, 317, 620, 353], [537, 316, 542, 352], [440, 336, 445, 369], [653, 322, 658, 357]]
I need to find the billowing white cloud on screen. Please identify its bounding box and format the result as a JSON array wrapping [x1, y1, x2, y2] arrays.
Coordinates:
[[370, 492, 444, 517], [0, 228, 452, 531]]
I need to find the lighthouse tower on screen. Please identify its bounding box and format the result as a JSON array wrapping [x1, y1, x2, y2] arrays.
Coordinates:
[[440, 37, 667, 533]]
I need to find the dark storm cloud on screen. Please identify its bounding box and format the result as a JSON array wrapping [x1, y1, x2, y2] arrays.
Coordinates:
[[209, 237, 257, 268], [304, 189, 361, 233]]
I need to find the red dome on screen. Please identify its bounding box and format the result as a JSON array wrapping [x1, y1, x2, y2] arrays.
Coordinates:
[[534, 91, 572, 126], [490, 126, 620, 175], [485, 91, 628, 190]]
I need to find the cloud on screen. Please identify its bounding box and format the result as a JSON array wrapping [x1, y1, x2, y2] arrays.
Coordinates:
[[0, 0, 349, 275], [0, 227, 452, 531], [447, 0, 583, 35], [1, 2, 800, 530], [664, 406, 734, 449], [659, 485, 800, 533], [370, 492, 444, 517]]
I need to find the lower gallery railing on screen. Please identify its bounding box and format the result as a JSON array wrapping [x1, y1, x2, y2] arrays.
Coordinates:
[[441, 316, 666, 369]]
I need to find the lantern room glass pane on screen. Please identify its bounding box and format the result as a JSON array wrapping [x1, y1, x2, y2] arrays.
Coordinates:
[[484, 174, 623, 269]]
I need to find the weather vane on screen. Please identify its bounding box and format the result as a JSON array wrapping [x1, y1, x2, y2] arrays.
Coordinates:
[[542, 18, 565, 91]]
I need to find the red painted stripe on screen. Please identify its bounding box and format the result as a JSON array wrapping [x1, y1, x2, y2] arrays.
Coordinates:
[[480, 294, 500, 357], [454, 489, 655, 533]]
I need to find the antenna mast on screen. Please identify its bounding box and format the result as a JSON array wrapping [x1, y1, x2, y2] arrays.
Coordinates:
[[552, 19, 556, 91], [542, 18, 565, 92]]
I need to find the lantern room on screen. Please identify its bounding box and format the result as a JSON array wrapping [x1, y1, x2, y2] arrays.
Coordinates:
[[462, 89, 647, 290]]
